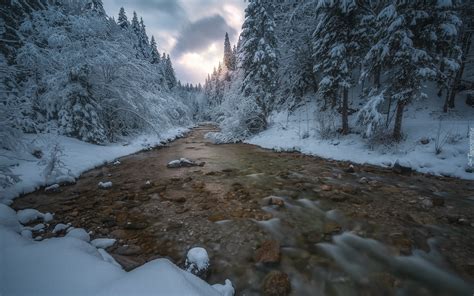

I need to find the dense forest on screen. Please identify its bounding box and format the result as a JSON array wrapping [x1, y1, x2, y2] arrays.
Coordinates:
[[202, 0, 473, 143]]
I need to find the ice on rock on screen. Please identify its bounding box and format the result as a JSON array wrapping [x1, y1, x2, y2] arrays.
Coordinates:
[[113, 160, 121, 165], [98, 181, 113, 189], [32, 223, 45, 231], [212, 279, 235, 296], [185, 247, 210, 275], [91, 238, 116, 249], [53, 223, 69, 233], [66, 228, 90, 242], [43, 212, 54, 222], [0, 204, 22, 232]]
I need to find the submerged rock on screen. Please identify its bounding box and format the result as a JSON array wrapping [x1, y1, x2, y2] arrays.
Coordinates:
[[254, 240, 281, 265], [262, 271, 291, 296], [167, 158, 205, 168]]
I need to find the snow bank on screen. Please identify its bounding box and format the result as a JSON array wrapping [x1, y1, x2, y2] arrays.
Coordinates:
[[0, 204, 232, 296], [0, 127, 189, 204], [247, 101, 474, 180]]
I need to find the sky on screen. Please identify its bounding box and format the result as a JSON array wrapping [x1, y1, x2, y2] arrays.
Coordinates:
[[102, 0, 247, 85]]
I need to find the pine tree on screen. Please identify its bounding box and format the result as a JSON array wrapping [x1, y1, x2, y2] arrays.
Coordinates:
[[224, 32, 233, 70], [313, 0, 362, 134], [240, 0, 278, 131], [164, 54, 177, 89], [150, 35, 161, 64], [117, 7, 129, 29], [364, 1, 439, 140], [139, 17, 150, 58]]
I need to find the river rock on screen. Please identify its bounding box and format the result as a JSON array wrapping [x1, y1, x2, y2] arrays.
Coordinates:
[[123, 221, 148, 230], [255, 240, 281, 265], [392, 160, 412, 174], [115, 244, 142, 256], [262, 271, 291, 296], [345, 164, 355, 173], [111, 254, 144, 271], [267, 196, 285, 208], [431, 196, 444, 207], [184, 247, 210, 280], [321, 184, 332, 191]]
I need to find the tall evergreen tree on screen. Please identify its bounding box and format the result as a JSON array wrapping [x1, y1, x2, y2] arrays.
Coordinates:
[[240, 0, 278, 130], [223, 32, 234, 70], [164, 54, 177, 89], [117, 7, 129, 29], [313, 0, 363, 135], [150, 35, 161, 64]]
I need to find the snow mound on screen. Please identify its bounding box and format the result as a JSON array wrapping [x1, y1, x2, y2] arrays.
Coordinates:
[[52, 223, 70, 233], [212, 279, 235, 296], [91, 238, 116, 249], [0, 204, 21, 232], [66, 228, 90, 242], [17, 208, 53, 224], [186, 247, 210, 273], [98, 181, 112, 189]]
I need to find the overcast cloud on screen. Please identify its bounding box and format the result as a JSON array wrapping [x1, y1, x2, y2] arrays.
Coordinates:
[[102, 0, 246, 84]]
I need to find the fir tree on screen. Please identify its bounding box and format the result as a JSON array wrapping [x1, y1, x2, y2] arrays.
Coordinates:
[[117, 7, 129, 29], [240, 0, 278, 131], [150, 35, 161, 64], [164, 54, 177, 89], [223, 32, 233, 70]]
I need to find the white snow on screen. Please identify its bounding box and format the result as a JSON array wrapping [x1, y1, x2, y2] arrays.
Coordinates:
[[247, 98, 474, 180], [52, 223, 69, 233], [0, 127, 189, 204], [66, 228, 91, 242], [98, 181, 113, 189], [0, 204, 22, 232], [0, 204, 232, 296], [91, 238, 116, 249], [186, 247, 210, 272], [17, 208, 53, 224]]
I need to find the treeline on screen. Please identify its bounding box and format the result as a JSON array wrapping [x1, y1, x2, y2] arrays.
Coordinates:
[[202, 0, 473, 142]]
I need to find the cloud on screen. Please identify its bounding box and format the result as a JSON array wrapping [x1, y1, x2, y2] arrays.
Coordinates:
[[172, 14, 236, 57]]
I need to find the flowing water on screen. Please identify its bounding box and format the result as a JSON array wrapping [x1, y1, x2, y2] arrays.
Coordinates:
[[13, 125, 474, 295]]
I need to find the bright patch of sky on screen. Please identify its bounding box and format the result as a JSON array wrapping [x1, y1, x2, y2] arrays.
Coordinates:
[[102, 0, 246, 84]]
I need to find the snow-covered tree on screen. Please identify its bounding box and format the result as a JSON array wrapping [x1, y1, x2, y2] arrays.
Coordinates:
[[239, 0, 278, 131], [117, 7, 129, 29], [223, 32, 234, 70], [150, 35, 161, 64], [313, 0, 363, 134]]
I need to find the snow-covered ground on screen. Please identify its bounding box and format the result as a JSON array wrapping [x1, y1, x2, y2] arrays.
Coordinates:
[[1, 127, 191, 205], [247, 96, 474, 180], [0, 204, 233, 296]]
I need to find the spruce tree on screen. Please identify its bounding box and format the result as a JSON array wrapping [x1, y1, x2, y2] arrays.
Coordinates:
[[240, 0, 278, 130], [223, 32, 233, 70], [117, 7, 129, 29], [150, 35, 161, 64], [164, 54, 177, 89], [313, 0, 362, 135]]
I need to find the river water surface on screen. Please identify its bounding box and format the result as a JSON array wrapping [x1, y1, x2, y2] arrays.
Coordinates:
[[13, 125, 474, 295]]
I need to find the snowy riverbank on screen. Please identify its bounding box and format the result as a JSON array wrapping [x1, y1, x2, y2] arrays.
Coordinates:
[[247, 100, 474, 180], [1, 127, 191, 205]]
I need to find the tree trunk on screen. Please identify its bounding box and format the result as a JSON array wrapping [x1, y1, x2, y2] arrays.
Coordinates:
[[374, 65, 381, 89], [341, 87, 349, 135], [393, 100, 406, 141], [447, 30, 472, 109]]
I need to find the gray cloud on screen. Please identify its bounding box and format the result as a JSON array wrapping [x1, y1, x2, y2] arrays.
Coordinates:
[[172, 14, 237, 56], [111, 0, 184, 16]]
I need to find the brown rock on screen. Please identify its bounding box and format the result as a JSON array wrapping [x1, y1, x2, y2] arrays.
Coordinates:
[[323, 221, 341, 235], [124, 221, 148, 230], [111, 254, 144, 271], [255, 240, 281, 265], [321, 184, 332, 191], [262, 271, 291, 296], [115, 244, 142, 256], [267, 196, 285, 208]]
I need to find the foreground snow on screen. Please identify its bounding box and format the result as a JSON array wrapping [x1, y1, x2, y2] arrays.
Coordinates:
[[247, 100, 474, 180], [0, 204, 233, 296], [0, 127, 190, 204]]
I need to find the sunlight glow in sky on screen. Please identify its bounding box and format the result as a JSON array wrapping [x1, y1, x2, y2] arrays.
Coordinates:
[[102, 0, 246, 84]]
